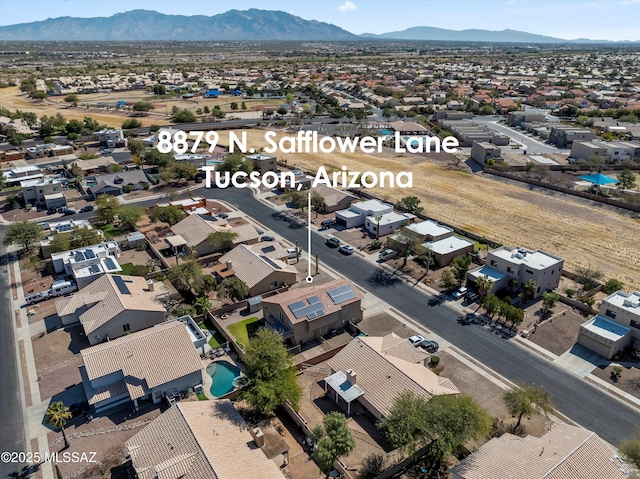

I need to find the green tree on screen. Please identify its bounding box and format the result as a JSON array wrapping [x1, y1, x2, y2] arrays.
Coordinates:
[[128, 138, 145, 157], [395, 196, 424, 215], [481, 293, 501, 317], [172, 162, 198, 182], [503, 382, 554, 434], [65, 119, 84, 134], [380, 391, 491, 463], [152, 84, 166, 96], [440, 269, 457, 292], [311, 412, 356, 473], [216, 277, 249, 302], [603, 278, 624, 294], [242, 329, 302, 414], [107, 163, 123, 173], [118, 205, 145, 231], [523, 279, 537, 299], [283, 191, 307, 210], [357, 454, 385, 479], [172, 109, 197, 123], [143, 148, 174, 168], [149, 205, 187, 226], [310, 191, 327, 215], [167, 260, 216, 296], [64, 93, 79, 106], [30, 90, 47, 101], [619, 431, 640, 470], [45, 401, 73, 449], [451, 255, 472, 287], [575, 265, 604, 291], [216, 153, 251, 173], [3, 221, 44, 251], [475, 274, 494, 310], [95, 194, 121, 223], [207, 231, 238, 251], [194, 296, 212, 315], [541, 291, 560, 318], [230, 102, 238, 110], [132, 101, 153, 113], [122, 118, 142, 129], [241, 101, 247, 110], [617, 169, 637, 190], [83, 116, 100, 132]]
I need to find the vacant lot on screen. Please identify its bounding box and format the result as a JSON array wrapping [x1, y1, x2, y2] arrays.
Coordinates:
[[229, 129, 640, 290]]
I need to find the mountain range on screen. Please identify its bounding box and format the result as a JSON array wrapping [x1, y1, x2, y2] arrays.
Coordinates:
[[0, 9, 636, 43]]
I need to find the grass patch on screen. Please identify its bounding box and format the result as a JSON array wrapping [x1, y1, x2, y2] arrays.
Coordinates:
[[228, 317, 262, 347], [196, 392, 209, 401], [100, 223, 126, 239], [198, 322, 228, 349], [119, 262, 134, 275]]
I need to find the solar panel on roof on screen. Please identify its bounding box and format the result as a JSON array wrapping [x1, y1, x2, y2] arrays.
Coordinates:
[[103, 257, 117, 271], [84, 249, 96, 259], [260, 255, 282, 270], [113, 275, 133, 295], [307, 295, 321, 304], [327, 285, 357, 305], [289, 300, 306, 312], [74, 251, 85, 262]]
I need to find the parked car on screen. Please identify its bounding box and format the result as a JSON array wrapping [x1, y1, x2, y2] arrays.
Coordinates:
[[326, 236, 340, 248], [286, 248, 298, 259], [63, 208, 77, 216], [261, 235, 275, 242], [80, 205, 94, 213], [338, 245, 354, 255], [378, 249, 397, 261], [465, 290, 480, 302], [255, 228, 265, 235], [101, 149, 112, 155], [418, 340, 439, 353], [217, 212, 229, 219], [452, 286, 468, 299], [320, 219, 337, 229], [408, 335, 426, 346]]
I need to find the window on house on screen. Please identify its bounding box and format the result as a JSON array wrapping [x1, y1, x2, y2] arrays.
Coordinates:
[[490, 260, 497, 266], [525, 269, 533, 275], [507, 267, 514, 274], [123, 323, 131, 332], [631, 320, 640, 330], [605, 309, 616, 319], [551, 270, 555, 275]]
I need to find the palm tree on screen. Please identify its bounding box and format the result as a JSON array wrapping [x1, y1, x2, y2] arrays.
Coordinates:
[[508, 277, 518, 294], [373, 214, 383, 240], [475, 274, 494, 312], [503, 383, 554, 434], [523, 279, 537, 301], [194, 296, 212, 315], [46, 401, 72, 449]]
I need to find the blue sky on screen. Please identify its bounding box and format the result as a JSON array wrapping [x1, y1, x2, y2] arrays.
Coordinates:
[[0, 0, 639, 41]]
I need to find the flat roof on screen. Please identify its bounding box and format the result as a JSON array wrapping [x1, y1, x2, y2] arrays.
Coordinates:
[[424, 236, 474, 255], [604, 291, 640, 314], [491, 247, 562, 269], [366, 212, 415, 226], [353, 199, 393, 214], [166, 235, 188, 248], [324, 370, 365, 403], [406, 220, 452, 237], [582, 315, 630, 341], [336, 208, 361, 218]]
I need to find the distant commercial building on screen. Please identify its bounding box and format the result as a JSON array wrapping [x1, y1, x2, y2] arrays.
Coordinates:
[[578, 291, 640, 359]]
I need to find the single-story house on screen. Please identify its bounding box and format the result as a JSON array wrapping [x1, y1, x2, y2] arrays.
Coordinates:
[[312, 184, 357, 213], [70, 156, 117, 175], [364, 212, 416, 237], [262, 279, 363, 345], [80, 321, 203, 413], [88, 169, 154, 197], [335, 199, 394, 229], [217, 245, 298, 296], [452, 424, 629, 479], [55, 274, 167, 344], [326, 334, 459, 419], [423, 236, 475, 267], [125, 400, 286, 479]]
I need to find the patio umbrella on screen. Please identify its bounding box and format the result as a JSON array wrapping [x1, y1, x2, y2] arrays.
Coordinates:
[[576, 173, 619, 186]]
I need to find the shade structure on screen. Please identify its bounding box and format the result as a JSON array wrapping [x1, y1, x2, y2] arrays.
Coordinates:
[[577, 173, 619, 186]]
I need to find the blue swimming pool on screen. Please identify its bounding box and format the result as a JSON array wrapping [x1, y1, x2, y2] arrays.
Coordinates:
[[206, 360, 241, 398]]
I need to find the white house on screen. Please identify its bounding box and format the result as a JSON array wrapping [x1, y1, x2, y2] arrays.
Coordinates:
[[51, 241, 121, 288], [364, 211, 416, 237], [335, 199, 393, 228]]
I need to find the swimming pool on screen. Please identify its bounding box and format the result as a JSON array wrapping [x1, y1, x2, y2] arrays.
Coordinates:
[[206, 360, 241, 398]]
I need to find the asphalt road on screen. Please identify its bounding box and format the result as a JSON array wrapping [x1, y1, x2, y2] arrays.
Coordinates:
[[0, 229, 28, 479], [200, 186, 638, 445], [473, 117, 566, 154]]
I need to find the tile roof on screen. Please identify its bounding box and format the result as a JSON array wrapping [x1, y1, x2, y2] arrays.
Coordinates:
[[88, 169, 151, 194], [262, 279, 362, 325], [219, 245, 297, 289], [126, 400, 284, 479], [170, 214, 223, 248], [81, 321, 202, 401], [55, 274, 166, 335], [328, 335, 458, 417], [452, 424, 629, 479]]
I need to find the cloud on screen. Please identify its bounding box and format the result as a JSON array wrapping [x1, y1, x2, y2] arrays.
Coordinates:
[[337, 1, 358, 12]]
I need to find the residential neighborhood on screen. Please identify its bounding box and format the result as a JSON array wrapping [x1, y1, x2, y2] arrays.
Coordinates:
[[1, 2, 640, 479]]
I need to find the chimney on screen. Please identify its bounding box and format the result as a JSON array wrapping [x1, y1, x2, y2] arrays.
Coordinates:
[[147, 279, 154, 292], [347, 369, 357, 385], [225, 260, 233, 270], [250, 427, 265, 448]]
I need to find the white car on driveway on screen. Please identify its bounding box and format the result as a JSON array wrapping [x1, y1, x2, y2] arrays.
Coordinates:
[[452, 287, 468, 299], [408, 335, 426, 346]]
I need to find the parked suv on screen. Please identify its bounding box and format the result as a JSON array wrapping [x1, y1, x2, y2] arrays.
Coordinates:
[[378, 249, 397, 261], [80, 205, 94, 213], [326, 236, 340, 248], [320, 219, 337, 229]]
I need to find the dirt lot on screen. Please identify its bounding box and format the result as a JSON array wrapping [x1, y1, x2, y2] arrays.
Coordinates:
[[440, 352, 547, 439], [32, 325, 88, 372], [592, 364, 640, 400], [526, 307, 588, 356], [228, 128, 640, 290], [358, 312, 419, 339]]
